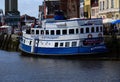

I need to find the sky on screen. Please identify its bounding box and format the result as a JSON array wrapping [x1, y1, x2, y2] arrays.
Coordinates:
[[0, 0, 43, 18]]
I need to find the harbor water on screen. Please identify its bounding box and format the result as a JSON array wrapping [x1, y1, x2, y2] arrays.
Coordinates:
[[0, 50, 120, 82]]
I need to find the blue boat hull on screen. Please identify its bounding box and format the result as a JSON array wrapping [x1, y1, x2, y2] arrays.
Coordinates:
[[19, 43, 108, 55]]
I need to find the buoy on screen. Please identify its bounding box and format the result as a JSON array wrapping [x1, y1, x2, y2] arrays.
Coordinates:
[[88, 34, 92, 38]]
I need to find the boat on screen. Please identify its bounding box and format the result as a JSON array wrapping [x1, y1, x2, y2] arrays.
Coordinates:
[[0, 25, 12, 34], [19, 16, 107, 56]]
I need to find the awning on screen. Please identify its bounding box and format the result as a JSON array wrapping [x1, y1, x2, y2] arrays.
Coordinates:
[[111, 19, 120, 24], [103, 18, 116, 23]]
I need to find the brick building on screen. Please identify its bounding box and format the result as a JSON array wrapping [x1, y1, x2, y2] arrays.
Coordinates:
[[66, 0, 80, 18], [41, 0, 80, 19]]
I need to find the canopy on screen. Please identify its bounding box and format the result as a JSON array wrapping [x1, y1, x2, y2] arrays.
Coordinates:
[[111, 19, 120, 24], [0, 25, 11, 28], [103, 18, 115, 23]]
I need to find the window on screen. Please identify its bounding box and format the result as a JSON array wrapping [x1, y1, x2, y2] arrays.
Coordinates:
[[72, 42, 77, 47], [111, 0, 114, 8], [96, 9, 99, 13], [69, 29, 74, 34], [91, 9, 95, 16], [76, 28, 78, 34], [56, 30, 60, 35], [107, 0, 109, 9], [99, 1, 102, 10], [116, 14, 119, 19], [65, 42, 70, 47], [32, 30, 34, 34], [96, 27, 99, 32], [41, 30, 44, 35], [62, 30, 67, 35], [26, 29, 30, 34], [51, 30, 55, 35], [60, 43, 63, 47], [91, 27, 94, 32], [36, 30, 39, 34], [103, 1, 105, 10], [46, 30, 49, 35], [55, 42, 58, 47], [80, 28, 84, 33], [100, 26, 103, 32], [86, 28, 89, 33]]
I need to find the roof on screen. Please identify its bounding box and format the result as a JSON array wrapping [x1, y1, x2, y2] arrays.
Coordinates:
[[20, 14, 36, 20]]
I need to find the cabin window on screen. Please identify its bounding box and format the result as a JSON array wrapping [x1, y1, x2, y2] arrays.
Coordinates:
[[62, 30, 67, 35], [36, 30, 39, 34], [26, 29, 30, 34], [86, 28, 89, 33], [60, 43, 63, 47], [100, 26, 103, 32], [91, 27, 94, 33], [56, 30, 60, 35], [29, 41, 32, 45], [96, 27, 99, 32], [51, 30, 55, 35], [76, 28, 78, 34], [41, 30, 44, 35], [55, 42, 58, 47], [31, 30, 34, 34], [72, 42, 77, 47], [46, 30, 49, 35], [80, 28, 84, 33], [69, 29, 74, 34], [65, 42, 70, 47]]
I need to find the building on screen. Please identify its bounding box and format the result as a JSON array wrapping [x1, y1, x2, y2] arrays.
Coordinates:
[[59, 0, 67, 17], [67, 0, 80, 18], [79, 0, 84, 18], [91, 0, 99, 18], [0, 9, 4, 26], [5, 0, 20, 26], [99, 0, 120, 19], [20, 14, 36, 26], [84, 0, 91, 18], [5, 0, 19, 15], [41, 0, 80, 19], [98, 0, 120, 34], [38, 5, 44, 21], [44, 0, 60, 18]]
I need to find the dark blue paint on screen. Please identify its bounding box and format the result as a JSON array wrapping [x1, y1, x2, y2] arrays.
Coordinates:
[[20, 43, 107, 55]]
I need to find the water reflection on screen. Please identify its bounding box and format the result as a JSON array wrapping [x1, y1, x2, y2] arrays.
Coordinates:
[[0, 50, 120, 82]]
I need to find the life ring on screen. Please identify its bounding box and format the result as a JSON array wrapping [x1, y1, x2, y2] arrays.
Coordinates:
[[88, 34, 92, 38], [98, 33, 102, 37]]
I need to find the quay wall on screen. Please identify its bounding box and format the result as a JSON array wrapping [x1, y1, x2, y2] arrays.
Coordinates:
[[104, 35, 120, 56], [0, 34, 19, 51]]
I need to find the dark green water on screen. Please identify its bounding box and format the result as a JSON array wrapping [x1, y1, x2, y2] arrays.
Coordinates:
[[0, 50, 120, 82]]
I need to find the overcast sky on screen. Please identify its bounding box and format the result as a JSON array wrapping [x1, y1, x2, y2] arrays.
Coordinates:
[[0, 0, 43, 18]]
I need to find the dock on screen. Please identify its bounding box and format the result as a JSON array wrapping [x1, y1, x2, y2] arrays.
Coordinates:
[[0, 34, 20, 51]]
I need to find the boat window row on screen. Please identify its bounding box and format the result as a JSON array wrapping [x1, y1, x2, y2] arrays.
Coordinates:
[[55, 41, 77, 47], [30, 26, 103, 35], [23, 38, 102, 47], [23, 39, 78, 47]]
